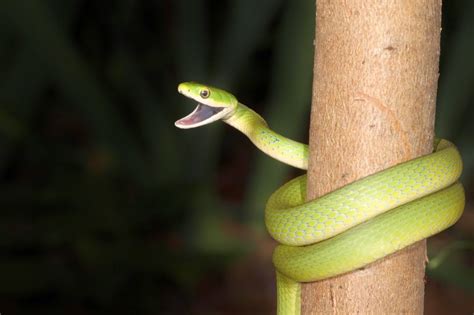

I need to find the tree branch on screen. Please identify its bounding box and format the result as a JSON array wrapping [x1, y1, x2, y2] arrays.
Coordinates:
[[304, 0, 441, 313]]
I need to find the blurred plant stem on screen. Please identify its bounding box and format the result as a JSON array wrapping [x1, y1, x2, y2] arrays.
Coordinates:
[[427, 240, 474, 292], [428, 240, 474, 270]]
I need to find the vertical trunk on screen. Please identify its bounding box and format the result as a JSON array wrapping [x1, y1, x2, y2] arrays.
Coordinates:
[[304, 0, 441, 313]]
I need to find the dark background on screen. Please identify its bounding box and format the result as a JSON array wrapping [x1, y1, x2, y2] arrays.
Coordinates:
[[0, 1, 473, 314]]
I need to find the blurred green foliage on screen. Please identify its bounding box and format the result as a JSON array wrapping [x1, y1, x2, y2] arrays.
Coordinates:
[[0, 0, 472, 314]]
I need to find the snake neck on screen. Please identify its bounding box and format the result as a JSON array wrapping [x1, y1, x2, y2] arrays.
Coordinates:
[[223, 103, 308, 170]]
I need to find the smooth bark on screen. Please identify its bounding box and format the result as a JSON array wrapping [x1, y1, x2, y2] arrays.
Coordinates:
[[304, 0, 441, 313]]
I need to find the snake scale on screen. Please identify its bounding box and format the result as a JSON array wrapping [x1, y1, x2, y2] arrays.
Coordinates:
[[174, 82, 464, 315]]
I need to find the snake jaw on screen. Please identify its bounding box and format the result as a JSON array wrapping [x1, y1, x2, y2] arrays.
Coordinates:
[[175, 103, 227, 129]]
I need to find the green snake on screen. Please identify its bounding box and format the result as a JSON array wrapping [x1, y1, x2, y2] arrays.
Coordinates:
[[175, 82, 465, 315]]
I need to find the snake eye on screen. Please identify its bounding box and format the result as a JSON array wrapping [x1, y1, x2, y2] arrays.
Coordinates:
[[200, 89, 210, 99]]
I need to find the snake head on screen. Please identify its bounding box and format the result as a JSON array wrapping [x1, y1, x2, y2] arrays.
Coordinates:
[[175, 82, 238, 129]]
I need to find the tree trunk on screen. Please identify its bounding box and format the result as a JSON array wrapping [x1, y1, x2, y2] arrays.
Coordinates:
[[304, 0, 441, 313]]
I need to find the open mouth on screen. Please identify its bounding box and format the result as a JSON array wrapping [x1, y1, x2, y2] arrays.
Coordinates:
[[175, 103, 225, 128]]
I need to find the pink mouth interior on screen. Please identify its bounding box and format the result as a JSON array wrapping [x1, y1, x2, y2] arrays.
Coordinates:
[[176, 104, 224, 126]]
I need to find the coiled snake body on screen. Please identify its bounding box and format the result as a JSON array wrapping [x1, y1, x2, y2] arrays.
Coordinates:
[[175, 82, 464, 315]]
